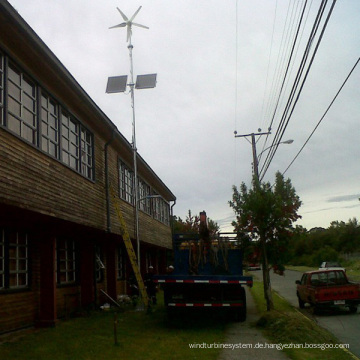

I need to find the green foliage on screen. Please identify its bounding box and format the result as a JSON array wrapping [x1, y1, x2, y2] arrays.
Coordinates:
[[229, 172, 301, 269], [288, 218, 360, 267], [172, 210, 219, 237]]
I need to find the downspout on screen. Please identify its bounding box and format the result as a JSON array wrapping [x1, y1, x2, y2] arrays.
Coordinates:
[[105, 128, 116, 233], [170, 199, 176, 249]]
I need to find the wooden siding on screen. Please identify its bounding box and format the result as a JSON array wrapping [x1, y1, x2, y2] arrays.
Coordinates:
[[0, 1, 174, 334], [0, 128, 107, 230], [0, 128, 172, 249]]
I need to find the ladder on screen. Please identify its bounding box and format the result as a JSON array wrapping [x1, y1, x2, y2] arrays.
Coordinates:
[[109, 186, 149, 308]]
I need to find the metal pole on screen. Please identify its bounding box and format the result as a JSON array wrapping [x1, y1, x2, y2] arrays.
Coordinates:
[[128, 35, 141, 271]]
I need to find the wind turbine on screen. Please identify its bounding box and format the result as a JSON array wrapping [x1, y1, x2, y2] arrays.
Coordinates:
[[107, 6, 156, 273], [109, 6, 149, 43]]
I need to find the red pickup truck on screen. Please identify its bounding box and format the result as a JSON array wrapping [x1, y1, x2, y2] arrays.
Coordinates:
[[296, 269, 360, 313]]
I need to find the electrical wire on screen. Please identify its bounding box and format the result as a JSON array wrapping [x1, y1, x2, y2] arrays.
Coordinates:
[[260, 0, 337, 180], [260, 0, 329, 176], [282, 57, 360, 176], [259, 0, 309, 160]]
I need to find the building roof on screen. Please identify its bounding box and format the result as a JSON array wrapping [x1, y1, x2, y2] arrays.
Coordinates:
[[0, 0, 176, 202]]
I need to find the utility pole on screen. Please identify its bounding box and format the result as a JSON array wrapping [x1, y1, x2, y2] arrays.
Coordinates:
[[234, 130, 274, 310], [234, 130, 270, 183]]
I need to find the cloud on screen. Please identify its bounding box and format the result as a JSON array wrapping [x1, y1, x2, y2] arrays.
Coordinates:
[[327, 194, 360, 203]]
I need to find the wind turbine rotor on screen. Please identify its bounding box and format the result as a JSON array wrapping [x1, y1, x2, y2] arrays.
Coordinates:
[[130, 6, 142, 22], [109, 22, 126, 29], [132, 23, 149, 29], [116, 7, 128, 21], [110, 6, 149, 42]]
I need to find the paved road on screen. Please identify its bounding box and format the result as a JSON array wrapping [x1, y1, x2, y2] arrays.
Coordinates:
[[252, 269, 360, 358]]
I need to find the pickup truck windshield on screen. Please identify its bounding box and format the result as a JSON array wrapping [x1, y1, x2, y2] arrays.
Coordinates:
[[310, 271, 347, 286]]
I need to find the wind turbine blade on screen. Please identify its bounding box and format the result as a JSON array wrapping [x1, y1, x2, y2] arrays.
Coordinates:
[[132, 22, 149, 29], [116, 7, 128, 21], [109, 22, 126, 29], [130, 6, 142, 22]]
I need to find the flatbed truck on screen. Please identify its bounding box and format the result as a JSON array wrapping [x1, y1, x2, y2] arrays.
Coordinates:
[[153, 213, 253, 321]]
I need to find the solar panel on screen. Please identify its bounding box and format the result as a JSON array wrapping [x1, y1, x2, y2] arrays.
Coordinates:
[[106, 75, 128, 93], [135, 74, 157, 89]]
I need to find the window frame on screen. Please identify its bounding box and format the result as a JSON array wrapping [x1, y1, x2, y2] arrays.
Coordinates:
[[0, 51, 95, 181], [0, 228, 29, 291], [6, 61, 38, 145], [116, 246, 125, 280], [138, 179, 151, 214], [40, 91, 60, 159], [119, 160, 134, 205], [95, 246, 104, 283], [0, 52, 4, 126], [56, 238, 77, 285]]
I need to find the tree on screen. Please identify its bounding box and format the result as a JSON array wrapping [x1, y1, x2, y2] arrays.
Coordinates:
[[229, 171, 301, 310], [172, 210, 219, 236]]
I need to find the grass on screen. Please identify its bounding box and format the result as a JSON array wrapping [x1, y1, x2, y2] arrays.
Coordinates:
[[286, 262, 360, 282], [250, 281, 356, 360], [0, 294, 227, 360], [1, 281, 359, 360]]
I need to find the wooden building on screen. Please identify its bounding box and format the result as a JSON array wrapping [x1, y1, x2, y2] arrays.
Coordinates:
[[0, 1, 176, 333]]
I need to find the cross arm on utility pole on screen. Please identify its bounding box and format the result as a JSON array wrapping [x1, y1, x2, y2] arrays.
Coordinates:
[[234, 130, 271, 182]]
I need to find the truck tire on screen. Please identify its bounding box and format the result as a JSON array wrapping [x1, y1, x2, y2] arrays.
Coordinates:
[[349, 306, 358, 314], [297, 293, 305, 309], [167, 306, 177, 321], [236, 288, 247, 322]]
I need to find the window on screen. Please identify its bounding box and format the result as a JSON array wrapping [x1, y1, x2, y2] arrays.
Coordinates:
[[118, 161, 170, 225], [0, 53, 95, 180], [56, 239, 76, 284], [119, 161, 134, 205], [41, 93, 59, 158], [0, 229, 29, 290], [0, 230, 5, 289], [61, 112, 79, 171], [152, 196, 170, 225], [0, 53, 3, 125], [7, 62, 37, 144], [116, 246, 125, 280], [138, 179, 151, 214], [61, 112, 94, 179], [95, 246, 104, 282], [81, 127, 93, 179]]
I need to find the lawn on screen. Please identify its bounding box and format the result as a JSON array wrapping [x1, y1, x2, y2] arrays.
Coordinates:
[[1, 283, 358, 360], [250, 281, 356, 360], [0, 295, 228, 360]]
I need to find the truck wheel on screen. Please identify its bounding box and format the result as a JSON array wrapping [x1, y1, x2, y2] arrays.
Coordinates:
[[237, 288, 247, 322], [349, 306, 358, 314], [297, 294, 305, 309], [167, 307, 176, 321]]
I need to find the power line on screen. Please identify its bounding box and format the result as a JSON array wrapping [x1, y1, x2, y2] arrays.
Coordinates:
[[260, 0, 337, 180], [282, 57, 360, 176], [259, 0, 309, 159], [261, 0, 329, 177]]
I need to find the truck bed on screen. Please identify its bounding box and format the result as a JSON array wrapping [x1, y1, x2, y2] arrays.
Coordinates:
[[155, 231, 252, 321], [296, 269, 360, 312]]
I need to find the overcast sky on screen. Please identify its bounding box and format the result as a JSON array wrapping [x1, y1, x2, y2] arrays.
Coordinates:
[[8, 0, 360, 231]]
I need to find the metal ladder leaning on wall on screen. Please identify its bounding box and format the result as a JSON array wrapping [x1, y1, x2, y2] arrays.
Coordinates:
[[110, 186, 149, 309]]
